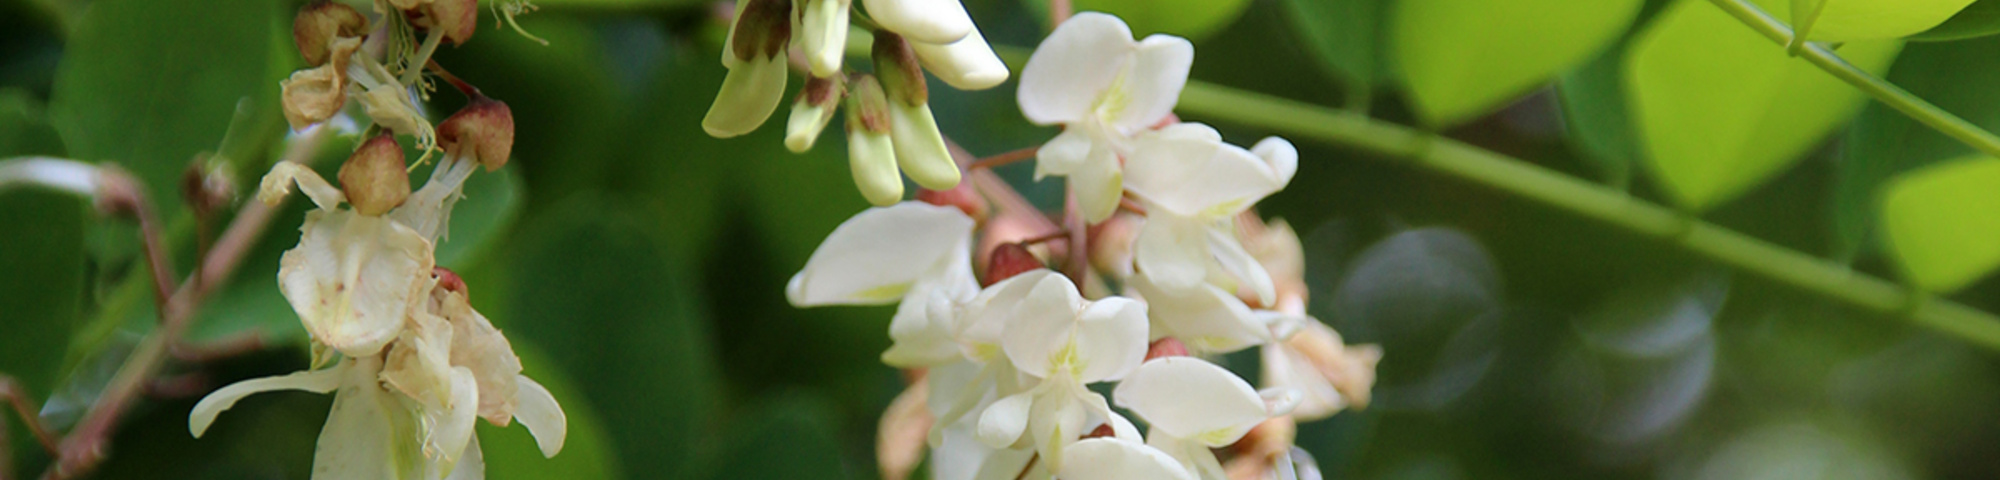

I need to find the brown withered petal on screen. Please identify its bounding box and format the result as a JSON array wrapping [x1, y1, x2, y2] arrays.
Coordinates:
[[438, 96, 516, 171], [279, 64, 348, 130], [293, 1, 368, 67], [338, 133, 412, 216], [426, 0, 479, 46]]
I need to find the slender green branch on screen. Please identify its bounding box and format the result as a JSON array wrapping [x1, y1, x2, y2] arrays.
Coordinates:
[[1707, 0, 2000, 159], [1172, 83, 2000, 350]]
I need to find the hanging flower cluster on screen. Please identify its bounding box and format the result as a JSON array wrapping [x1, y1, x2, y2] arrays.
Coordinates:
[[783, 13, 1381, 480], [703, 0, 1009, 206], [188, 2, 565, 478]]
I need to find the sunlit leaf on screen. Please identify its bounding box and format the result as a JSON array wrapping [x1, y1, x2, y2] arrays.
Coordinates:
[[1390, 0, 1643, 127], [1557, 43, 1641, 188], [47, 0, 287, 222], [1802, 0, 1976, 41], [1625, 0, 1900, 210], [1023, 0, 1253, 41], [1909, 0, 2000, 41], [1878, 156, 2000, 293], [1833, 35, 2000, 259]]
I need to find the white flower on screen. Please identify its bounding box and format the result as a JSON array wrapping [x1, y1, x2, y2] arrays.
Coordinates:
[[973, 273, 1149, 470], [1017, 12, 1193, 223], [860, 0, 973, 45], [262, 161, 434, 357], [1124, 124, 1296, 307], [786, 202, 979, 366], [1260, 319, 1381, 421], [1127, 272, 1270, 355], [190, 281, 568, 479], [1113, 356, 1297, 480], [1059, 437, 1194, 480]]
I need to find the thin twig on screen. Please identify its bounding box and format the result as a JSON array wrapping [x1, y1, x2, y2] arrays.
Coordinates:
[[0, 376, 60, 455], [1047, 0, 1071, 25], [39, 127, 332, 480], [94, 168, 178, 307], [1012, 453, 1040, 480], [967, 147, 1038, 171]]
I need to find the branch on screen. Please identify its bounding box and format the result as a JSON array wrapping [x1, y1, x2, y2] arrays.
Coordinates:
[[39, 127, 333, 480], [1707, 0, 2000, 159], [1171, 82, 2000, 350]]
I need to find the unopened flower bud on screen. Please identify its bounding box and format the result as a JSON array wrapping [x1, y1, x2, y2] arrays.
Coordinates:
[[873, 33, 960, 191], [339, 133, 412, 216], [293, 1, 369, 67], [418, 0, 480, 46], [705, 0, 793, 138], [786, 76, 843, 153], [845, 75, 901, 206], [1144, 338, 1189, 360], [798, 0, 851, 77], [983, 242, 1042, 287], [915, 183, 987, 223], [433, 266, 469, 297], [439, 95, 515, 171], [1089, 212, 1141, 279], [911, 28, 1008, 91]]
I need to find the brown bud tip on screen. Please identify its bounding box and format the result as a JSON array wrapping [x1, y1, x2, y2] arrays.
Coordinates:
[[439, 96, 515, 171], [732, 0, 794, 60], [1145, 338, 1189, 360], [983, 242, 1043, 287], [1081, 423, 1116, 440], [180, 157, 236, 214], [846, 75, 893, 133], [802, 76, 842, 107], [294, 1, 369, 67], [916, 184, 988, 223], [339, 134, 412, 216], [433, 266, 468, 297], [870, 32, 928, 106]]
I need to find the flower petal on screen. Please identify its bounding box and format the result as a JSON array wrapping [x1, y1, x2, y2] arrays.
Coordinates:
[[1071, 297, 1149, 383], [702, 55, 789, 138], [514, 375, 568, 458], [443, 436, 486, 480], [312, 359, 423, 480], [1108, 35, 1195, 133], [1126, 123, 1283, 218], [1251, 137, 1298, 187], [787, 202, 976, 306], [279, 212, 433, 358], [190, 365, 345, 437], [889, 102, 962, 190], [1058, 438, 1195, 480], [1260, 387, 1303, 417], [1209, 225, 1277, 307], [975, 390, 1034, 448], [957, 269, 1056, 360], [1111, 357, 1267, 446], [1018, 12, 1136, 125], [860, 0, 974, 44], [934, 419, 1039, 480], [914, 28, 1009, 90], [426, 367, 481, 468], [1000, 274, 1087, 379], [1034, 128, 1094, 180], [1129, 273, 1268, 354], [1071, 141, 1124, 224], [1133, 214, 1212, 293]]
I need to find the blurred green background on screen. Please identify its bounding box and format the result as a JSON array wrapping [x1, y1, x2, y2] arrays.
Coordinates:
[[5, 0, 2000, 478]]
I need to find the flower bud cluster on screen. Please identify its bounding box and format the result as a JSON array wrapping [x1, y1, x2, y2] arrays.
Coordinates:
[[703, 0, 1011, 206], [785, 13, 1379, 480], [190, 3, 563, 478]]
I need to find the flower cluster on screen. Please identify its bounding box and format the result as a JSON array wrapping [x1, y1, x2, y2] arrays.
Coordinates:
[[703, 0, 1009, 206], [786, 13, 1380, 480], [189, 2, 564, 478]]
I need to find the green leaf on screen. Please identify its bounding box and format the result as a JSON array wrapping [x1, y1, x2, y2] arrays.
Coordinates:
[[1909, 0, 2000, 41], [1278, 0, 1386, 108], [47, 0, 287, 222], [505, 197, 719, 479], [1557, 42, 1641, 188], [1791, 0, 1827, 43], [1023, 0, 1254, 41], [1390, 0, 1644, 127], [1625, 0, 1900, 211], [1801, 0, 1976, 41], [480, 339, 623, 480], [702, 395, 852, 479], [0, 96, 85, 398], [1879, 156, 2000, 293], [1833, 34, 2000, 259]]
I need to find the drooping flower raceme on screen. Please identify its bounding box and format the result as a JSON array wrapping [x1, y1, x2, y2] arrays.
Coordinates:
[[783, 10, 1380, 480], [1017, 12, 1193, 223]]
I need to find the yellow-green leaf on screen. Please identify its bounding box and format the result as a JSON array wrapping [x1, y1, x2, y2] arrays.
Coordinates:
[[1390, 0, 1643, 127], [1879, 156, 2000, 293], [1804, 0, 1976, 41], [1625, 0, 1900, 211]]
